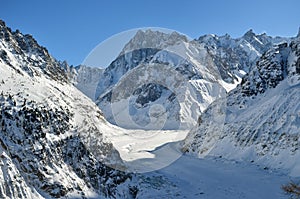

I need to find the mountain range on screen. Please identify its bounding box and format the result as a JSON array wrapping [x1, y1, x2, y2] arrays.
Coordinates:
[[0, 18, 299, 198], [70, 28, 288, 130]]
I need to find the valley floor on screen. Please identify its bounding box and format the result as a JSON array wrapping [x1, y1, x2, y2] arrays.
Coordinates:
[[106, 129, 292, 198]]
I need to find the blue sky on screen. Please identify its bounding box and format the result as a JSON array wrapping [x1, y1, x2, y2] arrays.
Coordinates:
[[1, 0, 300, 66]]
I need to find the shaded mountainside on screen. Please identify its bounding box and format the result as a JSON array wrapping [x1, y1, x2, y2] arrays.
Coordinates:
[[183, 35, 300, 176]]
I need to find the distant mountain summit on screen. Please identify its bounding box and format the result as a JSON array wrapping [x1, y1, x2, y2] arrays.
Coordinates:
[[121, 29, 188, 54]]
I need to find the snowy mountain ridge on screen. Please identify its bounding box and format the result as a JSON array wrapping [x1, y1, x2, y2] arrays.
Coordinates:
[[77, 29, 288, 130]]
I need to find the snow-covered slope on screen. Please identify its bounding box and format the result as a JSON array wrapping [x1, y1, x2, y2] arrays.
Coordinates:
[[62, 63, 104, 101], [0, 19, 135, 198], [183, 34, 300, 176]]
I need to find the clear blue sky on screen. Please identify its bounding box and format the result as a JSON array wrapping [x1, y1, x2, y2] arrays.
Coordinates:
[[1, 0, 300, 66]]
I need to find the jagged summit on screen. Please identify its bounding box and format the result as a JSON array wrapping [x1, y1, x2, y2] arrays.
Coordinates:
[[121, 29, 188, 54], [0, 19, 4, 26], [0, 19, 48, 57], [243, 28, 255, 38], [0, 19, 67, 82]]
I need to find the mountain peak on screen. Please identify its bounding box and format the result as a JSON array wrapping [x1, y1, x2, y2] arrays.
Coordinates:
[[121, 29, 187, 54], [0, 19, 6, 28], [297, 27, 300, 38], [0, 21, 69, 82], [243, 29, 256, 38], [0, 19, 12, 37], [133, 29, 168, 39]]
